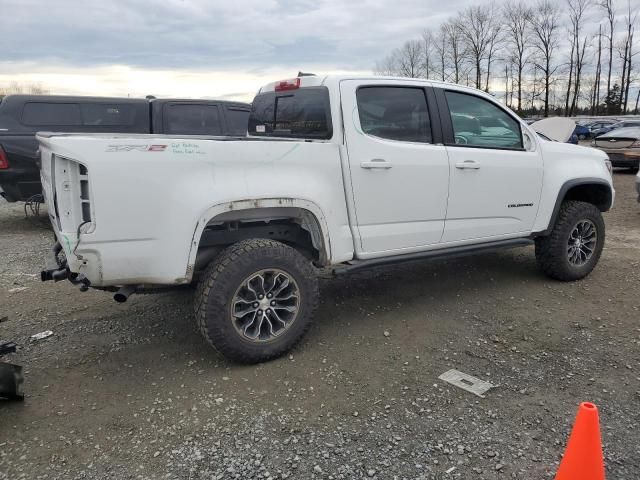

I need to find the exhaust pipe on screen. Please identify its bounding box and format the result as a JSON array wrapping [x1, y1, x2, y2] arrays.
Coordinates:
[[51, 268, 69, 282], [114, 285, 137, 303], [41, 267, 69, 282], [41, 242, 65, 282]]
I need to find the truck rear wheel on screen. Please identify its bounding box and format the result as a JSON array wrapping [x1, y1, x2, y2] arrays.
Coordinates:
[[535, 200, 605, 281], [194, 239, 318, 363]]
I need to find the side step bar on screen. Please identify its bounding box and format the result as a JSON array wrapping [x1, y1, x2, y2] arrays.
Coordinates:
[[332, 238, 534, 275]]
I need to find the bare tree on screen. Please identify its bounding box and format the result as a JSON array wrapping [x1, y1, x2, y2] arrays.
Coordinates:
[[422, 30, 435, 79], [0, 82, 50, 96], [374, 54, 398, 76], [600, 0, 615, 98], [565, 0, 591, 116], [444, 19, 465, 84], [458, 5, 495, 89], [531, 0, 561, 116], [503, 1, 533, 112], [591, 25, 603, 114], [484, 4, 504, 92], [618, 0, 637, 112], [374, 40, 424, 78], [433, 25, 448, 81], [397, 40, 424, 78]]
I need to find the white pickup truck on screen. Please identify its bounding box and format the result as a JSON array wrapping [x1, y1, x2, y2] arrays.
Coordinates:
[[38, 75, 614, 363]]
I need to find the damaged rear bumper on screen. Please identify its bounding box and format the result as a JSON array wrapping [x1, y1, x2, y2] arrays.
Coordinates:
[[40, 241, 91, 290]]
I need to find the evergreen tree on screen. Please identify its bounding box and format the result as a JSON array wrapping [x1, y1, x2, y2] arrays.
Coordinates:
[[603, 84, 622, 115]]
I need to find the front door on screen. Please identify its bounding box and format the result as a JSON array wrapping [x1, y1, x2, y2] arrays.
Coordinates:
[[341, 80, 450, 256], [438, 89, 543, 243]]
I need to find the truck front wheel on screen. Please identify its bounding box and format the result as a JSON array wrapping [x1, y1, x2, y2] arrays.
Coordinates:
[[535, 200, 605, 281], [194, 239, 319, 363]]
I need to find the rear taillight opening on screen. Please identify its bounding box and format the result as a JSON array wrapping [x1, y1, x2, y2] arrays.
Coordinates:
[[0, 146, 9, 169], [274, 78, 300, 92]]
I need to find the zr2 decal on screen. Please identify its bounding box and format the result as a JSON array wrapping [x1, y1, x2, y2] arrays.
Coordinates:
[[106, 144, 167, 152]]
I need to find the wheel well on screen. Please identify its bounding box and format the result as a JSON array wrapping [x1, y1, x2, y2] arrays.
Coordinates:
[[563, 183, 612, 212], [194, 207, 326, 273]]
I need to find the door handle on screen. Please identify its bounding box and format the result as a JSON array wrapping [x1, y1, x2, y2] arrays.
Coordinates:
[[455, 160, 481, 170], [361, 159, 392, 169]]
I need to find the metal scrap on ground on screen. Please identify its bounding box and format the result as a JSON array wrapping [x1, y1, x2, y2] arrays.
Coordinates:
[[438, 369, 494, 398], [30, 330, 53, 341]]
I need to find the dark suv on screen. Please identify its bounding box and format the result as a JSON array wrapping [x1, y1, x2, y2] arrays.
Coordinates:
[[0, 95, 250, 202]]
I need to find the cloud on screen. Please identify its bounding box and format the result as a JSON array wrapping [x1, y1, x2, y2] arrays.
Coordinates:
[[2, 0, 469, 71]]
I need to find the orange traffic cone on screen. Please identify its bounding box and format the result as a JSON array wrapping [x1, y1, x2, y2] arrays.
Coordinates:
[[555, 402, 605, 480]]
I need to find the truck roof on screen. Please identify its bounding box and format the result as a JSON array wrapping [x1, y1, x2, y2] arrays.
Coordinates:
[[257, 74, 496, 98], [1, 94, 148, 104], [1, 94, 249, 108]]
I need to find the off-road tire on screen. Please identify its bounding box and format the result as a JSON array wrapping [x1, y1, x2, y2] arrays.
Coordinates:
[[194, 239, 319, 363], [535, 200, 605, 281]]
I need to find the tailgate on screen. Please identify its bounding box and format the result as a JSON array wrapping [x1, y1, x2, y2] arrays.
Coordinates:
[[37, 136, 93, 252]]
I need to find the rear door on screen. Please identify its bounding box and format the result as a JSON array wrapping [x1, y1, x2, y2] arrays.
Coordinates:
[[436, 88, 543, 243], [340, 80, 450, 255]]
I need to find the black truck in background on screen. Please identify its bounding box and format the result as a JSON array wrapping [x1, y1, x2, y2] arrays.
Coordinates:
[[0, 95, 251, 202]]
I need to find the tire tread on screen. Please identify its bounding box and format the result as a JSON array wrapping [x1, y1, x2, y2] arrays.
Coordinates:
[[194, 239, 318, 363]]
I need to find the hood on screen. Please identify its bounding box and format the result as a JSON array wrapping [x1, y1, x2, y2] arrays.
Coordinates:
[[530, 117, 576, 143]]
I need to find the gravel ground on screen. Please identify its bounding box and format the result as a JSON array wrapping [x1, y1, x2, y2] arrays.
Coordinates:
[[1, 172, 639, 480]]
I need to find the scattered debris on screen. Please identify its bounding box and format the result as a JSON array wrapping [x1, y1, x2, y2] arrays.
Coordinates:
[[383, 330, 390, 337], [30, 330, 54, 341], [438, 369, 494, 398], [0, 341, 24, 401], [0, 316, 8, 323], [8, 287, 28, 294], [24, 193, 44, 217], [0, 341, 18, 356], [445, 466, 457, 474]]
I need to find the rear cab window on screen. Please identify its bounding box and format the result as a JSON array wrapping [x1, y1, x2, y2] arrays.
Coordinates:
[[249, 87, 332, 139], [164, 104, 222, 135]]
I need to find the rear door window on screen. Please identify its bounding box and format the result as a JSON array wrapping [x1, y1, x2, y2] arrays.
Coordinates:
[[165, 104, 222, 135], [356, 86, 432, 143], [22, 102, 82, 126], [249, 87, 332, 139], [224, 107, 250, 136]]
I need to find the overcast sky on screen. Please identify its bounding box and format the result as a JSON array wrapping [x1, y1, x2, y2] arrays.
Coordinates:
[[0, 0, 472, 100]]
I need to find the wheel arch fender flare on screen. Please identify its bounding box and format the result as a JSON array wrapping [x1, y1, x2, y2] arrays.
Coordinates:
[[535, 177, 613, 237], [184, 198, 332, 280]]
